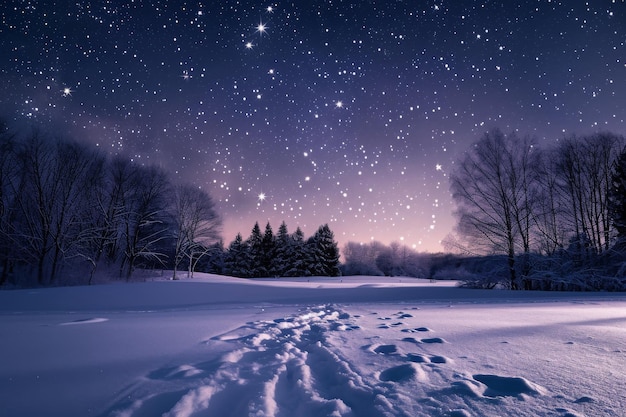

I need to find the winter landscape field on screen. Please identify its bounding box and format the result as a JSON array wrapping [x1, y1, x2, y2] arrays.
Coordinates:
[[1, 274, 625, 417]]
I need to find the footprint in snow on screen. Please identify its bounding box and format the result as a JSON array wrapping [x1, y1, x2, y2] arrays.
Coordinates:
[[111, 305, 401, 417], [329, 322, 361, 332], [373, 344, 399, 355], [401, 327, 430, 333], [406, 353, 451, 364], [379, 364, 416, 382], [421, 337, 446, 344]]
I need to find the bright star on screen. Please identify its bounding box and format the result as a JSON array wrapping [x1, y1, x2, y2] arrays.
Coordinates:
[[266, 6, 274, 13], [62, 87, 72, 96], [335, 100, 343, 108], [436, 164, 442, 171], [245, 42, 253, 49], [258, 192, 266, 201], [257, 21, 267, 35]]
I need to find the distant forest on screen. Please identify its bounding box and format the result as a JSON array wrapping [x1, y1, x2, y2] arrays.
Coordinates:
[[2, 120, 626, 291]]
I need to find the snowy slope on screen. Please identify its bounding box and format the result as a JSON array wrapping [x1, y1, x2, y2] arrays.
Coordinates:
[[0, 274, 625, 417]]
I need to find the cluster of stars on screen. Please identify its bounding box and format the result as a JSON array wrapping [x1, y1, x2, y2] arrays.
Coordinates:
[[0, 1, 624, 251]]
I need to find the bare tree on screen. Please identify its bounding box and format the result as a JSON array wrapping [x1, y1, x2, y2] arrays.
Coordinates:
[[450, 129, 540, 289], [118, 164, 171, 280], [10, 133, 104, 284], [0, 121, 20, 285], [170, 184, 221, 279], [532, 148, 567, 255], [342, 241, 387, 275], [555, 133, 623, 256]]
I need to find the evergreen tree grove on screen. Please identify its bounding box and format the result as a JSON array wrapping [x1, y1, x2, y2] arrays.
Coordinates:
[[224, 221, 340, 278]]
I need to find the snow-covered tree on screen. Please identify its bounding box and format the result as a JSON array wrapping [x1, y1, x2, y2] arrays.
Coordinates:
[[273, 221, 291, 276], [260, 222, 276, 277], [224, 234, 250, 278], [285, 227, 309, 277], [246, 222, 264, 277], [307, 224, 341, 277]]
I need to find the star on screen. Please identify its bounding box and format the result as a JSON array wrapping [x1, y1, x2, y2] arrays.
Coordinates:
[[257, 21, 267, 35], [181, 71, 191, 80], [335, 100, 343, 108], [266, 6, 274, 13], [245, 42, 253, 49], [436, 164, 442, 171], [62, 87, 72, 96], [258, 192, 266, 201]]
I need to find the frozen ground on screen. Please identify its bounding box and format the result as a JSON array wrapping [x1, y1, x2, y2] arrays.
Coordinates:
[[0, 274, 625, 417]]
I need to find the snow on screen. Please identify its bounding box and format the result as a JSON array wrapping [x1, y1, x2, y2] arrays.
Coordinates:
[[1, 274, 625, 417]]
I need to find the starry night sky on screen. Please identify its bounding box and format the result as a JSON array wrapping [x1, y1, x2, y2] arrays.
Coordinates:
[[1, 1, 625, 251]]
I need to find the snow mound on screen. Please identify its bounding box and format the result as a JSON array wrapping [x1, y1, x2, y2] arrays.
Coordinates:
[[472, 374, 547, 398], [378, 363, 421, 382]]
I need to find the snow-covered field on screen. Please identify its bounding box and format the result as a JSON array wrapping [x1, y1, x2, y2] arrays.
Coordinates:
[[1, 274, 625, 417]]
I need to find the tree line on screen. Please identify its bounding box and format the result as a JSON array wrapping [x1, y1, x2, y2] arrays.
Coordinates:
[[5, 118, 624, 291], [219, 221, 341, 278], [449, 129, 626, 291], [0, 122, 220, 286]]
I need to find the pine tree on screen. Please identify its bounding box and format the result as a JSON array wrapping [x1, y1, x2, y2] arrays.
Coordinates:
[[273, 221, 290, 276], [308, 224, 341, 277], [286, 227, 310, 277], [261, 222, 276, 277], [224, 233, 250, 277], [246, 222, 264, 277]]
